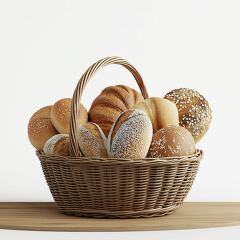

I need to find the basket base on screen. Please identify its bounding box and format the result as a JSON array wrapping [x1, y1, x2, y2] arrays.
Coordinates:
[[58, 204, 181, 219]]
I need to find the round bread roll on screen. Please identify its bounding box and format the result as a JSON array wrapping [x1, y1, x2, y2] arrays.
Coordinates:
[[78, 122, 108, 158], [43, 134, 70, 156], [28, 106, 58, 151], [164, 88, 212, 143], [148, 125, 196, 158], [133, 97, 179, 133], [50, 98, 88, 134], [107, 109, 153, 159], [89, 85, 144, 136]]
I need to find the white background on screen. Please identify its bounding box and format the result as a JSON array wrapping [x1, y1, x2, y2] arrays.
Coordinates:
[[0, 0, 240, 239]]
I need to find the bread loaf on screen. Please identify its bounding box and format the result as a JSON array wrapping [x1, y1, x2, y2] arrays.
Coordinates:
[[51, 98, 88, 134], [43, 134, 70, 156], [148, 125, 196, 158], [89, 85, 144, 136], [164, 88, 212, 143], [107, 109, 153, 159], [28, 106, 58, 151], [133, 97, 179, 133], [78, 122, 108, 158]]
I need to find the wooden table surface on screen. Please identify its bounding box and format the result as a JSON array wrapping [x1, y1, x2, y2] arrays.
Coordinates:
[[0, 202, 239, 232]]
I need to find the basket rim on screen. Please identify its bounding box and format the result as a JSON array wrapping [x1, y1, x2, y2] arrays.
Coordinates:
[[37, 149, 203, 166]]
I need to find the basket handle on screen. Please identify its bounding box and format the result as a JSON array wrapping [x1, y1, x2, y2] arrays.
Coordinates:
[[69, 56, 149, 157]]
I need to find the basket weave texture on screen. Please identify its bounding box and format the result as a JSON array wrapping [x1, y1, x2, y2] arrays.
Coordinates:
[[37, 56, 203, 218]]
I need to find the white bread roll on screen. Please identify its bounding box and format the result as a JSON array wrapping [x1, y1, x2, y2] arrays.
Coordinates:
[[51, 98, 88, 134], [133, 97, 179, 133], [78, 122, 108, 158], [148, 125, 196, 158], [107, 109, 153, 159], [28, 106, 58, 151], [43, 134, 70, 156]]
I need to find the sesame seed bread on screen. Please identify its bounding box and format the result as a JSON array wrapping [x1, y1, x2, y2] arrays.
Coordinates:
[[28, 106, 58, 151], [43, 134, 70, 156], [88, 85, 144, 136], [50, 98, 88, 134], [148, 125, 196, 158], [107, 109, 153, 159], [164, 88, 212, 143], [133, 97, 179, 133], [77, 122, 108, 158]]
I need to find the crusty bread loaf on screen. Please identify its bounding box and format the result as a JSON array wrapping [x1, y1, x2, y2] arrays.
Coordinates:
[[77, 122, 108, 158], [28, 106, 58, 151], [88, 85, 144, 136], [148, 125, 196, 158], [43, 134, 70, 156], [133, 97, 179, 133], [107, 109, 153, 159], [50, 98, 88, 134], [164, 88, 212, 143]]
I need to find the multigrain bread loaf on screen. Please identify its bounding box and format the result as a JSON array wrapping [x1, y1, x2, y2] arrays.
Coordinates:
[[148, 125, 196, 158], [50, 98, 88, 134], [28, 106, 58, 151], [107, 109, 153, 159], [133, 97, 179, 133], [164, 88, 212, 143], [43, 134, 70, 156], [88, 85, 144, 136], [77, 122, 108, 158]]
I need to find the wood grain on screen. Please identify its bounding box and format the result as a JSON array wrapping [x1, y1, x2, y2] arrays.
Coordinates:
[[0, 202, 239, 232]]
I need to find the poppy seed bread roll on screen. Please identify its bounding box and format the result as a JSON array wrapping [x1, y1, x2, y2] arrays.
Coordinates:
[[89, 85, 144, 136], [164, 88, 212, 143], [28, 106, 58, 151], [43, 134, 70, 156], [133, 97, 179, 133], [51, 98, 88, 134], [148, 126, 196, 158], [107, 109, 153, 159], [78, 123, 108, 158]]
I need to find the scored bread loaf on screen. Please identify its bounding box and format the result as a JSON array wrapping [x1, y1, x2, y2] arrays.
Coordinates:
[[148, 125, 196, 158], [164, 88, 212, 143], [133, 97, 179, 133], [89, 85, 144, 136], [50, 98, 88, 134], [43, 134, 70, 156], [107, 109, 153, 159], [78, 122, 108, 158], [28, 106, 58, 151]]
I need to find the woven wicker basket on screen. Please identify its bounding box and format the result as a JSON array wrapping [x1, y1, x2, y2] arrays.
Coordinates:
[[37, 56, 203, 218]]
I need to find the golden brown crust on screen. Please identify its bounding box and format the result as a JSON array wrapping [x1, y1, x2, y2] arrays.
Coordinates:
[[78, 122, 108, 158], [164, 88, 212, 143], [30, 106, 52, 120], [133, 97, 179, 133], [89, 85, 144, 136], [28, 106, 58, 151], [51, 98, 88, 134], [148, 126, 196, 158], [53, 137, 70, 156]]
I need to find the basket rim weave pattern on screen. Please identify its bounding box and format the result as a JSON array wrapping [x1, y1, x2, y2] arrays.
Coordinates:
[[37, 149, 203, 165]]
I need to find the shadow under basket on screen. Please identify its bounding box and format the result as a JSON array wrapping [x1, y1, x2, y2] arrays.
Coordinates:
[[37, 150, 203, 219]]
